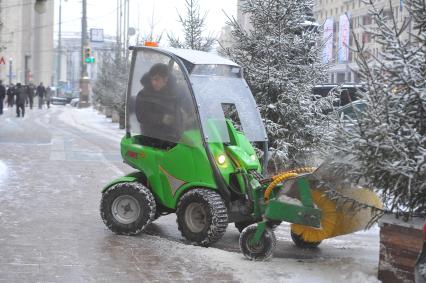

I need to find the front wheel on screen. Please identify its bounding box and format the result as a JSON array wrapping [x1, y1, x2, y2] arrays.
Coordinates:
[[177, 188, 228, 246], [239, 225, 276, 261], [235, 220, 256, 233], [291, 231, 322, 249], [100, 182, 156, 235]]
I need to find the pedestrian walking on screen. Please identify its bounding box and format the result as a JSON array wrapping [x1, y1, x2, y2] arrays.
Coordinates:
[[36, 82, 46, 109], [6, 84, 15, 107], [26, 84, 35, 110], [45, 86, 52, 109], [15, 83, 27, 117], [0, 80, 6, 115]]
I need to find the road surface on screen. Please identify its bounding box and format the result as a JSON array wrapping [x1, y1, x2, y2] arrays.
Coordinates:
[[0, 105, 381, 282]]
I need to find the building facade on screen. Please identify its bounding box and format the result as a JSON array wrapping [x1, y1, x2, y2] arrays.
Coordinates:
[[0, 0, 54, 85], [314, 0, 411, 83]]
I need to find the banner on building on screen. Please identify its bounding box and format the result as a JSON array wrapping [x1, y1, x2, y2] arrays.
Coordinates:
[[338, 13, 351, 63], [323, 18, 334, 63]]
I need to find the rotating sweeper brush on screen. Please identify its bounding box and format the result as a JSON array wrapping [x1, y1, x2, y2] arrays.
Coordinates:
[[237, 166, 383, 260]]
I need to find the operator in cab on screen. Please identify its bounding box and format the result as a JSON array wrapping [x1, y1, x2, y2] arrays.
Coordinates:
[[135, 63, 193, 148]]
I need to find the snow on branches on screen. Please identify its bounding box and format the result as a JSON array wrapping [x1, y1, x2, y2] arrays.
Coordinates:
[[224, 0, 332, 171], [168, 0, 216, 51], [331, 0, 426, 217], [92, 49, 128, 114]]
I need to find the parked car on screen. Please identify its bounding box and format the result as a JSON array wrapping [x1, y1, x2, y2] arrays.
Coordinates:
[[51, 96, 68, 105], [313, 84, 364, 107], [337, 100, 366, 129], [415, 222, 426, 283], [70, 98, 79, 107]]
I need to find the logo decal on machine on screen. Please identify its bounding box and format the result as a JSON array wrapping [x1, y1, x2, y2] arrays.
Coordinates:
[[159, 166, 187, 195]]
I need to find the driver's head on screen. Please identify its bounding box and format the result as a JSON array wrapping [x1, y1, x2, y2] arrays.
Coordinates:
[[149, 63, 169, 92]]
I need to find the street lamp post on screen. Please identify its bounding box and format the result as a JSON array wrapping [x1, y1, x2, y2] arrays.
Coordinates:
[[57, 0, 62, 86], [8, 58, 12, 85], [24, 54, 30, 85], [79, 0, 90, 108]]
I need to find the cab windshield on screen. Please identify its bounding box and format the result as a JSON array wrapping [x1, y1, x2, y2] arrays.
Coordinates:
[[127, 48, 267, 145], [190, 74, 267, 143], [127, 49, 198, 146]]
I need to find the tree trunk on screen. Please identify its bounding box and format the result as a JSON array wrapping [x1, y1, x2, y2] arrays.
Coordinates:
[[111, 110, 120, 123]]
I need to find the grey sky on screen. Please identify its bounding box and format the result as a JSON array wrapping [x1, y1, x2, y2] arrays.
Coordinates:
[[55, 0, 237, 42]]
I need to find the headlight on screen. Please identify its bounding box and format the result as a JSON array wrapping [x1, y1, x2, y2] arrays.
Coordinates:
[[217, 154, 226, 165], [250, 154, 257, 161]]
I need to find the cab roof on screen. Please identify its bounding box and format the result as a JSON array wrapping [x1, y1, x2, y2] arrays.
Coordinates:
[[155, 47, 240, 67]]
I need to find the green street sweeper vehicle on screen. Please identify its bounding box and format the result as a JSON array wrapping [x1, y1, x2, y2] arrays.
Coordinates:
[[100, 46, 381, 260]]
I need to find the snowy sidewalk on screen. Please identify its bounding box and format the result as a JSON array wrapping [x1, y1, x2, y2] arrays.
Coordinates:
[[0, 106, 381, 282]]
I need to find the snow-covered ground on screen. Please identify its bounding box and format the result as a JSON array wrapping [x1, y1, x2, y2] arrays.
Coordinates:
[[0, 160, 7, 186], [57, 106, 125, 143], [0, 106, 379, 283], [54, 107, 382, 283]]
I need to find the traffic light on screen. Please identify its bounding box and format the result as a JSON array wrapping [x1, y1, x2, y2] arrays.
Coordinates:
[[84, 47, 92, 63]]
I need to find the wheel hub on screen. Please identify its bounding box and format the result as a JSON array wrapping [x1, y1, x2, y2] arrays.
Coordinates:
[[185, 202, 207, 233], [112, 195, 141, 224], [247, 238, 265, 253]]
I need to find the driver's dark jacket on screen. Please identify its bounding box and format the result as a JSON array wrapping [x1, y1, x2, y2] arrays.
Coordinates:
[[135, 74, 191, 143]]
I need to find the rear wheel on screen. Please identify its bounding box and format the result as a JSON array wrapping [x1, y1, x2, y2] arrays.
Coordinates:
[[100, 182, 156, 235], [177, 188, 228, 246], [239, 225, 276, 261], [291, 231, 322, 249]]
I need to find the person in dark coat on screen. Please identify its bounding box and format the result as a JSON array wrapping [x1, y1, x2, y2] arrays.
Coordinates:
[[135, 63, 192, 147], [45, 86, 52, 109], [0, 80, 6, 115], [36, 82, 46, 109], [6, 84, 15, 107], [26, 84, 35, 109], [15, 83, 27, 117]]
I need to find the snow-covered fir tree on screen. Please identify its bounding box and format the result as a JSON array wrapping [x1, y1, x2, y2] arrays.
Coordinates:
[[224, 0, 332, 170], [93, 31, 164, 117], [330, 0, 426, 217], [93, 46, 128, 116], [168, 0, 215, 51]]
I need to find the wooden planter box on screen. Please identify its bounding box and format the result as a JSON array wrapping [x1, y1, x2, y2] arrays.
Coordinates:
[[378, 215, 424, 282], [104, 106, 113, 118], [111, 110, 120, 123], [119, 112, 125, 129]]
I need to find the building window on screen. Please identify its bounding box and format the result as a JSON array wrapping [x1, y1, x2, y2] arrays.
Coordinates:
[[353, 72, 361, 83], [362, 32, 371, 43], [383, 9, 393, 20], [337, 73, 346, 83], [362, 14, 372, 25]]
